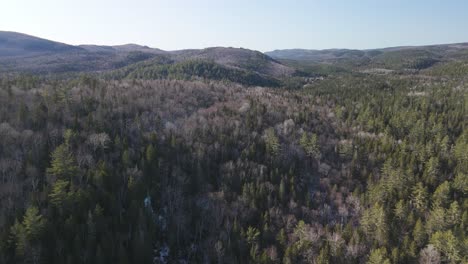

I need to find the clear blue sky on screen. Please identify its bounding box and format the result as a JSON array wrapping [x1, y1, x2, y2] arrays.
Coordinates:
[[2, 0, 468, 51]]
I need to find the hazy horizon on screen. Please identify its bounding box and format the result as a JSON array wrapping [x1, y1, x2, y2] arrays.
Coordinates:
[[4, 29, 468, 53], [2, 0, 468, 52]]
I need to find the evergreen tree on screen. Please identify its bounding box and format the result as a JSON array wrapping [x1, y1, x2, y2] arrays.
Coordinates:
[[47, 143, 78, 180]]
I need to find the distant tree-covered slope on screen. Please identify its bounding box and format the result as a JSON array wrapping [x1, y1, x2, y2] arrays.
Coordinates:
[[108, 59, 282, 87], [171, 47, 295, 77], [0, 31, 83, 57], [266, 48, 370, 62], [0, 32, 295, 87], [267, 43, 468, 73], [0, 31, 165, 74]]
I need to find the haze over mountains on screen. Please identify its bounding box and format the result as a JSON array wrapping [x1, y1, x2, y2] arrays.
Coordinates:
[[266, 42, 468, 62], [2, 30, 468, 81], [0, 31, 295, 79], [266, 43, 468, 74]]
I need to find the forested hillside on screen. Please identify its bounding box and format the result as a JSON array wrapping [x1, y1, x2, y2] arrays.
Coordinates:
[[0, 32, 295, 82], [0, 32, 467, 264], [267, 43, 468, 74], [0, 69, 466, 263]]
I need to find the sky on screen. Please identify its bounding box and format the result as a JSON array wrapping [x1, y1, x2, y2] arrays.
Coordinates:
[[1, 0, 468, 51]]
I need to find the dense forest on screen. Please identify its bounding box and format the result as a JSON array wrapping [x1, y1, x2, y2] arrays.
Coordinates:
[[0, 31, 467, 264], [0, 71, 466, 263]]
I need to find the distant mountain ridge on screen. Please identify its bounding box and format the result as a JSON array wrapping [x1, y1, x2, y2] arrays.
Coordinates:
[[3, 31, 468, 81], [266, 42, 468, 62], [0, 31, 83, 57], [170, 47, 294, 77], [0, 31, 295, 81], [79, 43, 167, 54], [266, 48, 369, 61], [266, 43, 468, 72]]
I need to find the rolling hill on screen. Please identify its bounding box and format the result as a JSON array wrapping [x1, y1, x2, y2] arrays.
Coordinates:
[[0, 31, 83, 57], [171, 47, 294, 77], [0, 31, 296, 85], [266, 43, 468, 73], [4, 31, 468, 83]]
